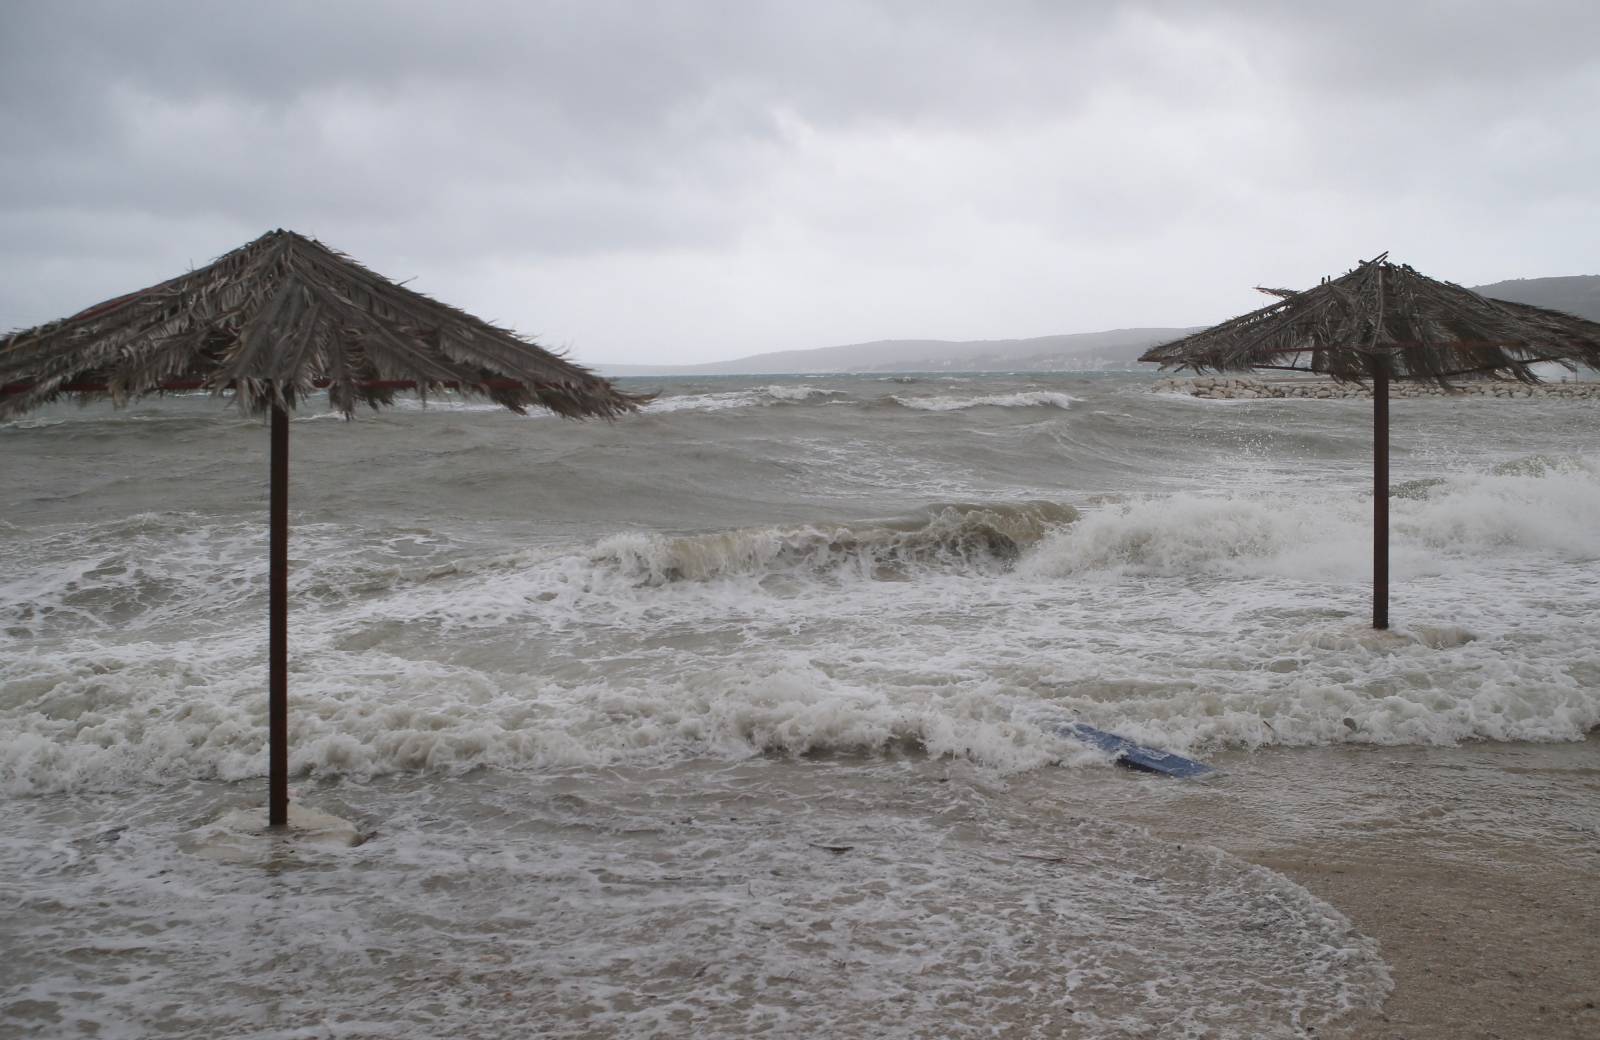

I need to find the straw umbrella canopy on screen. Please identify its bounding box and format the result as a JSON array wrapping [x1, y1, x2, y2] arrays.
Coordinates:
[[1, 229, 646, 825], [1140, 253, 1600, 630]]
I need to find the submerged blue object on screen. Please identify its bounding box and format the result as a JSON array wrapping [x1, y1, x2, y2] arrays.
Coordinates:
[[1059, 723, 1216, 779]]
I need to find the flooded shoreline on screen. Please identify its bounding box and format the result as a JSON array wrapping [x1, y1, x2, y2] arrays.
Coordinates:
[[4, 374, 1597, 1036], [5, 737, 1596, 1038]]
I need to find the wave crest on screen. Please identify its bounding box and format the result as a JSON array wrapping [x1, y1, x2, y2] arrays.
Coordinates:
[[887, 391, 1077, 412], [645, 385, 844, 414], [593, 501, 1080, 584], [1023, 456, 1600, 579]]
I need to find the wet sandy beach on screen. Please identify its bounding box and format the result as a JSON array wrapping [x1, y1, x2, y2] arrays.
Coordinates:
[[1082, 735, 1600, 1039]]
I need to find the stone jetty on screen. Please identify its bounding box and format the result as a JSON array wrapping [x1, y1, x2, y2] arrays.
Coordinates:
[[1150, 376, 1600, 400]]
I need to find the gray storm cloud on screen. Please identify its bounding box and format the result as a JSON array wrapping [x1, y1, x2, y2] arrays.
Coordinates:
[[2, 1, 1596, 364]]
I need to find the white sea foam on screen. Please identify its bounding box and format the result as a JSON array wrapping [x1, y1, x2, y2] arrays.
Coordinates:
[[890, 391, 1077, 411], [4, 387, 1598, 796], [586, 503, 1073, 585], [6, 473, 1598, 795], [762, 383, 841, 402], [0, 415, 70, 429], [1, 766, 1390, 1038], [387, 395, 544, 415], [1023, 456, 1600, 580], [13, 372, 1597, 1040], [645, 385, 843, 414]]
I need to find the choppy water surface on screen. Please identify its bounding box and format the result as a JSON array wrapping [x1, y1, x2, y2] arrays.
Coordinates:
[[3, 371, 1598, 1037]]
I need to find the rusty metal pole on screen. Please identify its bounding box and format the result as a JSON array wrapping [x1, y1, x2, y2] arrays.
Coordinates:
[[269, 404, 289, 826], [1372, 367, 1390, 630]]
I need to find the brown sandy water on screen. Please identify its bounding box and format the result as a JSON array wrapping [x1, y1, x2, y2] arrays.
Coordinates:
[[4, 737, 1594, 1038], [2, 752, 1377, 1039]]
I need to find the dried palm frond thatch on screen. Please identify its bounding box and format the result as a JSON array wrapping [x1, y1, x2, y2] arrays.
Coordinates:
[[1139, 252, 1600, 633], [1140, 253, 1600, 386], [1, 229, 650, 829], [0, 228, 646, 420]]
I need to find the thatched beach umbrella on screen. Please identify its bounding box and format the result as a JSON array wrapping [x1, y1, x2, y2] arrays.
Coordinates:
[[1, 229, 644, 825], [1141, 253, 1600, 629]]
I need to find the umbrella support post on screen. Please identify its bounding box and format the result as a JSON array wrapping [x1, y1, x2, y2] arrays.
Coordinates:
[[269, 405, 289, 827], [1373, 369, 1389, 630]]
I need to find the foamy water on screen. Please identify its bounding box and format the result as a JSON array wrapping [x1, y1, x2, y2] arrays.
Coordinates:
[[1, 760, 1391, 1039], [888, 390, 1079, 411], [3, 371, 1597, 1036]]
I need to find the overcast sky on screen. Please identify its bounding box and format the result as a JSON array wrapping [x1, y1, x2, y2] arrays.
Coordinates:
[[3, 1, 1597, 366]]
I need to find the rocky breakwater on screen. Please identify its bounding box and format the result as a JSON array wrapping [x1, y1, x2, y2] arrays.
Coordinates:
[[1152, 376, 1600, 400]]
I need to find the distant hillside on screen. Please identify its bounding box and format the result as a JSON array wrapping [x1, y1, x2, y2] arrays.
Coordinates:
[[599, 327, 1196, 377], [597, 274, 1600, 377], [1472, 274, 1600, 321]]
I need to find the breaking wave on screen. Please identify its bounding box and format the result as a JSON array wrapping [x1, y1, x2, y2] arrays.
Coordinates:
[[4, 374, 1599, 796], [886, 391, 1077, 412], [590, 501, 1080, 584], [644, 385, 845, 414], [1023, 456, 1600, 579]]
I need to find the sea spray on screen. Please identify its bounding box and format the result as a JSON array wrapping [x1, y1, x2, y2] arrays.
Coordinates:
[[591, 501, 1078, 584], [643, 384, 847, 414], [11, 359, 1600, 1039], [4, 374, 1598, 793], [886, 390, 1078, 411], [1021, 457, 1600, 580]]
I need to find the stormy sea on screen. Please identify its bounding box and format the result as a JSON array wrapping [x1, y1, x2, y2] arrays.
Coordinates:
[[3, 371, 1598, 1038]]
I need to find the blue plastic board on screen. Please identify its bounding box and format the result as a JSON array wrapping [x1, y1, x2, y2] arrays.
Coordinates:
[[1058, 723, 1215, 779]]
